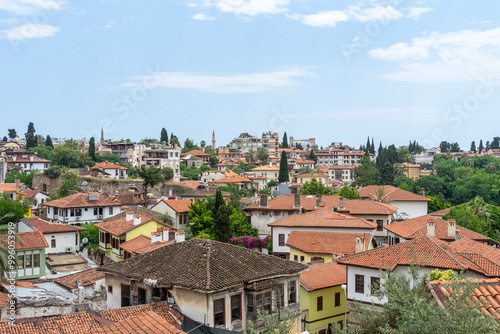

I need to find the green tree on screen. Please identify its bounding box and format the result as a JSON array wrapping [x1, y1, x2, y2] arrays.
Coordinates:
[[160, 167, 174, 181], [427, 196, 451, 213], [478, 139, 484, 154], [44, 166, 61, 179], [307, 149, 317, 164], [230, 208, 258, 237], [88, 137, 96, 161], [2, 136, 6, 142], [6, 170, 35, 187], [188, 200, 214, 238], [338, 186, 361, 199], [300, 178, 333, 195], [137, 165, 164, 204], [212, 189, 232, 242], [450, 142, 461, 152], [353, 156, 379, 187], [182, 138, 198, 153], [80, 222, 99, 247], [7, 129, 16, 139], [350, 266, 496, 334], [52, 145, 80, 167], [282, 132, 289, 149], [25, 122, 36, 149], [246, 149, 257, 165], [243, 308, 296, 334], [28, 146, 53, 160], [439, 141, 451, 153], [160, 128, 168, 144], [0, 194, 30, 224], [45, 135, 53, 148], [470, 141, 476, 153], [55, 170, 81, 198], [278, 151, 289, 183], [491, 137, 500, 150], [257, 147, 269, 165]]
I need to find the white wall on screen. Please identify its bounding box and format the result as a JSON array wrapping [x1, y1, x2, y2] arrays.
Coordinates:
[[45, 232, 80, 254], [392, 201, 428, 220], [46, 205, 121, 224]]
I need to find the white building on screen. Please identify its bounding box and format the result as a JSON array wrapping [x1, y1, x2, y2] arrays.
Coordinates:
[[6, 155, 51, 172], [18, 217, 85, 254], [150, 199, 192, 229], [43, 192, 122, 224], [139, 146, 181, 182], [90, 161, 129, 179], [0, 156, 6, 183], [20, 190, 50, 215]]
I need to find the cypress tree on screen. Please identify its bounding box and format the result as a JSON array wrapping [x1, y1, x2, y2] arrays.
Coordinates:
[[371, 137, 375, 154], [282, 132, 288, 149], [25, 122, 36, 149], [160, 128, 168, 144], [278, 151, 289, 183], [478, 140, 484, 154], [212, 189, 232, 243], [470, 141, 476, 153], [89, 137, 96, 161], [45, 135, 53, 148]]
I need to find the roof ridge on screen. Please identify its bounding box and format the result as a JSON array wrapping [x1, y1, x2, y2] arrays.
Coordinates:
[[426, 237, 466, 270], [205, 242, 212, 290]]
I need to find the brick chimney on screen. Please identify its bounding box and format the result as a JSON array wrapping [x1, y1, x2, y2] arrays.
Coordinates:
[[355, 236, 364, 253], [15, 178, 20, 188], [447, 219, 456, 237], [339, 197, 345, 210], [294, 193, 301, 208], [315, 195, 323, 208], [126, 211, 134, 222], [259, 194, 268, 207], [426, 217, 435, 236], [133, 215, 142, 226]]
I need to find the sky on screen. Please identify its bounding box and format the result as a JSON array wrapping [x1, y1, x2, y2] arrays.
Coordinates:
[[1, 0, 500, 150]]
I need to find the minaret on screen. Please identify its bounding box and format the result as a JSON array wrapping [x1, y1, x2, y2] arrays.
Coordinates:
[[101, 127, 104, 145], [212, 130, 216, 150]]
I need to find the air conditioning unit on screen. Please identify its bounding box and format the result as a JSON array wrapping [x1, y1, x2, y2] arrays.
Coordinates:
[[97, 215, 103, 219], [66, 247, 72, 253]]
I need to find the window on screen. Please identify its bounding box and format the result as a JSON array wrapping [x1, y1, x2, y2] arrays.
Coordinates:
[[311, 256, 324, 263], [214, 298, 225, 326], [294, 255, 298, 262], [51, 237, 56, 248], [355, 275, 364, 294], [231, 294, 241, 322], [25, 254, 32, 269], [263, 291, 271, 312], [338, 320, 344, 330], [33, 253, 40, 268], [300, 256, 305, 263], [109, 207, 114, 215], [288, 281, 296, 304], [18, 254, 24, 269], [94, 208, 98, 215], [317, 296, 323, 311], [278, 234, 285, 246], [277, 285, 284, 308], [376, 220, 384, 231], [75, 209, 82, 216], [371, 277, 381, 294], [335, 292, 341, 307], [70, 209, 75, 217], [247, 294, 254, 317]]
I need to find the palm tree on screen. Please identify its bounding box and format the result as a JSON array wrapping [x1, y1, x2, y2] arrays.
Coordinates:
[[371, 187, 392, 203], [246, 149, 256, 165], [467, 196, 491, 222]]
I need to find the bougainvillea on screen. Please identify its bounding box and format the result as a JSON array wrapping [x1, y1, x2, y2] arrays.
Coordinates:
[[230, 235, 269, 249]]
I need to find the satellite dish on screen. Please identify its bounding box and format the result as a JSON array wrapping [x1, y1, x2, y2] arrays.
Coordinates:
[[82, 238, 89, 244]]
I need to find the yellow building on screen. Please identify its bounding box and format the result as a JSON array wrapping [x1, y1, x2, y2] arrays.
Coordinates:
[[300, 262, 348, 333], [396, 162, 421, 180], [95, 211, 173, 262]]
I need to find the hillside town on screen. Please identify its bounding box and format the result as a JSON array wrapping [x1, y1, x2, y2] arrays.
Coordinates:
[[1, 125, 500, 333]]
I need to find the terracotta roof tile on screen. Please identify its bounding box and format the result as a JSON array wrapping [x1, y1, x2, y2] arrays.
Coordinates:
[[286, 231, 372, 256], [53, 268, 104, 290], [44, 192, 122, 209], [21, 217, 85, 233], [244, 194, 397, 216], [99, 302, 183, 328], [300, 262, 346, 291], [95, 215, 165, 236], [358, 185, 431, 202], [268, 209, 377, 229], [151, 199, 192, 213], [99, 239, 307, 291], [0, 231, 48, 250], [180, 149, 211, 157], [91, 310, 184, 334], [250, 166, 280, 171], [0, 292, 12, 308], [0, 183, 22, 192], [210, 176, 253, 184], [91, 162, 128, 170], [119, 235, 173, 255], [296, 173, 328, 178]]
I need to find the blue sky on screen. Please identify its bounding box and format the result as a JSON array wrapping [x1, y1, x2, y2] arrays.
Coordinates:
[[1, 0, 500, 150]]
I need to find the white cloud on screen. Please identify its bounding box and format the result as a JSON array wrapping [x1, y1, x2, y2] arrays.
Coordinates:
[[121, 68, 313, 93], [193, 13, 215, 21], [348, 5, 404, 23], [1, 23, 59, 40], [0, 0, 66, 15], [0, 18, 19, 24], [368, 27, 500, 82], [406, 7, 434, 20], [103, 24, 113, 29], [286, 11, 348, 27], [197, 0, 289, 16]]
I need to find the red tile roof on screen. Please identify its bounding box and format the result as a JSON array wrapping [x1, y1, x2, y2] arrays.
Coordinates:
[[7, 156, 51, 163], [296, 173, 329, 178], [250, 165, 280, 171], [54, 268, 104, 290], [95, 215, 164, 236], [268, 209, 377, 230], [338, 236, 490, 275], [180, 149, 211, 157], [0, 292, 12, 308], [91, 310, 184, 334], [358, 185, 431, 202], [286, 231, 372, 256], [44, 192, 122, 208], [210, 176, 253, 184], [119, 235, 173, 255], [20, 189, 48, 198], [0, 183, 22, 192], [22, 217, 85, 233], [91, 162, 128, 170], [384, 215, 495, 243], [0, 231, 48, 250], [244, 194, 397, 216], [294, 159, 315, 164], [151, 199, 192, 213], [300, 262, 346, 291]]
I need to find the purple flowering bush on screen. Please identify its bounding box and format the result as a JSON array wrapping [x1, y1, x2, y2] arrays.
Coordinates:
[[230, 235, 269, 249]]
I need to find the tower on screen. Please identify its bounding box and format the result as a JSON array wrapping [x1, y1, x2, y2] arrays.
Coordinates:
[[212, 130, 216, 150], [101, 127, 104, 145]]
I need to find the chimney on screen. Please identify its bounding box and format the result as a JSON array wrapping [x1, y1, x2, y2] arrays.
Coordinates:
[[355, 236, 364, 253], [133, 215, 141, 226], [30, 156, 34, 161], [126, 211, 134, 222], [260, 194, 268, 207], [12, 156, 16, 161], [448, 219, 456, 237], [294, 193, 301, 208], [315, 195, 323, 208], [163, 228, 169, 241], [151, 231, 162, 243], [77, 286, 84, 303], [168, 189, 172, 197], [15, 178, 20, 188], [339, 197, 345, 210], [420, 187, 425, 197], [175, 231, 185, 243], [426, 217, 435, 236]]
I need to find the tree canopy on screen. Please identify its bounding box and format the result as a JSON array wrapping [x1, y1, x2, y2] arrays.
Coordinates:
[[25, 122, 36, 149], [278, 151, 289, 183], [300, 178, 333, 195]]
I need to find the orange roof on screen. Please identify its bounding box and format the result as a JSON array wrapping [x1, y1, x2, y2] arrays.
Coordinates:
[[286, 231, 372, 256], [338, 236, 487, 274], [92, 310, 184, 334], [95, 215, 164, 236], [0, 292, 12, 308], [384, 215, 495, 243], [358, 185, 431, 202], [7, 156, 51, 163], [20, 189, 47, 198], [296, 173, 328, 178], [300, 262, 346, 291], [91, 161, 128, 170], [119, 235, 173, 255], [244, 194, 397, 216], [294, 159, 315, 164], [151, 199, 192, 213], [44, 192, 122, 208], [0, 183, 23, 192], [0, 231, 48, 250], [250, 165, 280, 171], [54, 268, 104, 290], [22, 217, 85, 233], [180, 149, 211, 157], [179, 180, 200, 189], [396, 162, 421, 168], [210, 175, 253, 184], [328, 165, 357, 170], [268, 209, 377, 230]]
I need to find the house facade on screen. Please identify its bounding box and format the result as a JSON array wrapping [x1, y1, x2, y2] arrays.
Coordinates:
[[150, 199, 191, 229], [6, 155, 51, 172], [44, 192, 122, 224], [90, 161, 128, 179], [139, 147, 181, 182], [99, 239, 307, 331]]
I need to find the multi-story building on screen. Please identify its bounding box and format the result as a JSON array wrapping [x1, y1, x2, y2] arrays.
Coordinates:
[[103, 142, 146, 167], [0, 156, 6, 183], [4, 150, 51, 172], [229, 131, 279, 156], [327, 165, 357, 185], [289, 137, 316, 150], [217, 147, 242, 162], [261, 131, 279, 156], [139, 146, 181, 182], [395, 162, 421, 180]]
